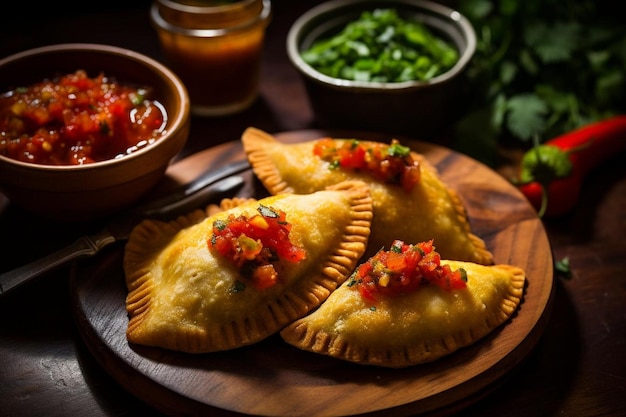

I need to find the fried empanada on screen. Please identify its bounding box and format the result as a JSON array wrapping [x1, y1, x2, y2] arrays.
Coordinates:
[[124, 181, 373, 353], [280, 252, 525, 368], [242, 127, 493, 265]]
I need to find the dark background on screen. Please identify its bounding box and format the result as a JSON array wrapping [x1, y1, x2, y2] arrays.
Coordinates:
[[1, 2, 625, 417]]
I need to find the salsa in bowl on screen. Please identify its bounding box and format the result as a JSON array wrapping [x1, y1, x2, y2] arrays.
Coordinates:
[[0, 44, 190, 222], [0, 69, 168, 166]]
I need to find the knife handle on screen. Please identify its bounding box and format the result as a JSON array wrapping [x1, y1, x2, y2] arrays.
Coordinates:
[[0, 230, 115, 296], [137, 159, 250, 214], [0, 175, 246, 298]]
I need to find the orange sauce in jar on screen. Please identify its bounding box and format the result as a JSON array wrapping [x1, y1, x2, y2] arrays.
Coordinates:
[[150, 0, 271, 116]]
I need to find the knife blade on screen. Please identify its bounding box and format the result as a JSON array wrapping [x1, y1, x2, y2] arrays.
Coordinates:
[[0, 159, 251, 297]]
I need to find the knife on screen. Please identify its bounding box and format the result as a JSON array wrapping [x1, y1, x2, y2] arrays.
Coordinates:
[[0, 159, 251, 297]]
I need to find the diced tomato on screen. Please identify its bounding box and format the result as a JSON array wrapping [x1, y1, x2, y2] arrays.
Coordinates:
[[402, 163, 421, 192], [312, 137, 336, 158], [358, 279, 378, 302], [313, 138, 421, 191], [385, 251, 406, 273], [350, 239, 467, 301], [208, 205, 306, 290], [252, 264, 278, 290]]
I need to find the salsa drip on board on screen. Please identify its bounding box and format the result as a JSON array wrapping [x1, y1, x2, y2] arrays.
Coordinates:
[[313, 138, 421, 192], [0, 70, 167, 165], [348, 239, 468, 302], [209, 204, 307, 291]]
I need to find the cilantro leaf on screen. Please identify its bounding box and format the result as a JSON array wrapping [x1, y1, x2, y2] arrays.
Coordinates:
[[452, 0, 625, 164], [505, 94, 548, 140], [524, 21, 580, 64]]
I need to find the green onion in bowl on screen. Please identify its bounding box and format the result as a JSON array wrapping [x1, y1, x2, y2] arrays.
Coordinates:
[[300, 8, 459, 83]]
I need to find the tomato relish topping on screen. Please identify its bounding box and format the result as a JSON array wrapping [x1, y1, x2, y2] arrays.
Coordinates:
[[0, 70, 167, 165], [313, 138, 421, 192], [347, 239, 467, 302], [208, 204, 307, 290]]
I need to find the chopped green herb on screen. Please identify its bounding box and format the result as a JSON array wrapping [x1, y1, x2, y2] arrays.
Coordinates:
[[214, 219, 228, 231], [390, 241, 403, 253], [129, 89, 146, 106], [257, 204, 279, 218], [301, 8, 459, 83], [459, 268, 468, 283], [387, 143, 410, 157], [230, 280, 246, 293], [555, 256, 572, 278]]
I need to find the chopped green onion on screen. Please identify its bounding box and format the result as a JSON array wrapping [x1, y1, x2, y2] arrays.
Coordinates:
[[302, 8, 458, 83]]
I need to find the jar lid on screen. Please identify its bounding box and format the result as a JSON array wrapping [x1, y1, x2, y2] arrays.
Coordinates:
[[151, 0, 271, 36]]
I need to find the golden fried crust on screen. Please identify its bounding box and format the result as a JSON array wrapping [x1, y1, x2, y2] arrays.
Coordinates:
[[242, 127, 493, 264], [124, 181, 373, 353], [280, 262, 525, 368]]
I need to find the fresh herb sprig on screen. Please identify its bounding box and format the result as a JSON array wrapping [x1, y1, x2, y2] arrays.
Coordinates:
[[451, 0, 626, 166]]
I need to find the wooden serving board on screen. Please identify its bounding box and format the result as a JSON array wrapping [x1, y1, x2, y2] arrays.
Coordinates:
[[70, 130, 554, 417]]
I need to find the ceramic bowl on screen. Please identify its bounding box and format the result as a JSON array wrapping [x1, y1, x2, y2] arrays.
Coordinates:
[[0, 43, 190, 222], [287, 0, 476, 139]]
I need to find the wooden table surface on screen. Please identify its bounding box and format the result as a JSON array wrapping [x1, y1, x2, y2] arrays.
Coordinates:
[[1, 1, 625, 416]]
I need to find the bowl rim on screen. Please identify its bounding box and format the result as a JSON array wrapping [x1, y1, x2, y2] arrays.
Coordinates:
[[286, 0, 476, 91], [0, 43, 190, 173]]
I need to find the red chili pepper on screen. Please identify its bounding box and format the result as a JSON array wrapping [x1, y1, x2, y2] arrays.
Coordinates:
[[516, 115, 626, 217]]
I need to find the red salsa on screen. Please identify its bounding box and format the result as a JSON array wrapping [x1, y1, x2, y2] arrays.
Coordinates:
[[208, 204, 306, 290], [313, 138, 421, 192], [0, 70, 167, 165], [347, 239, 467, 302]]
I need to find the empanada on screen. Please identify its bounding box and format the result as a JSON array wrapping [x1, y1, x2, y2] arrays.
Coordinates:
[[124, 181, 373, 353], [280, 240, 525, 368], [242, 127, 493, 265]]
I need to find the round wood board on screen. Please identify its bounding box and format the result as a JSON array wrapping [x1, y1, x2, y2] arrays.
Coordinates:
[[70, 130, 555, 417]]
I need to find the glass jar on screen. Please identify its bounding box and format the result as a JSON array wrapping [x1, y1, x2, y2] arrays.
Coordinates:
[[150, 0, 271, 116]]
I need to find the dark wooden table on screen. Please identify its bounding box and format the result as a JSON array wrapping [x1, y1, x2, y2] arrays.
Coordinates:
[[1, 1, 625, 416]]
